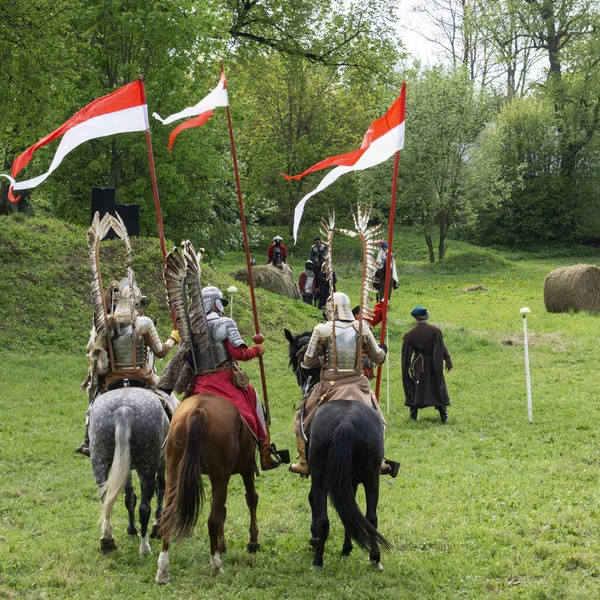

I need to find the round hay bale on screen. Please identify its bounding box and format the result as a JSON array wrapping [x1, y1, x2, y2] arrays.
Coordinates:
[[231, 265, 301, 300], [543, 264, 600, 313]]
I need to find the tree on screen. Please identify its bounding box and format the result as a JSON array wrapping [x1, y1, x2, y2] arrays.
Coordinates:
[[360, 68, 490, 261]]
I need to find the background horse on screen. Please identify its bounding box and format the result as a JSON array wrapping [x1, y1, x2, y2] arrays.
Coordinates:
[[284, 329, 321, 395], [307, 400, 391, 570], [89, 387, 170, 555], [156, 393, 259, 583]]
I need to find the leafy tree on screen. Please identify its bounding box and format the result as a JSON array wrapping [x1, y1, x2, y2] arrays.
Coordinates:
[[360, 68, 490, 261]]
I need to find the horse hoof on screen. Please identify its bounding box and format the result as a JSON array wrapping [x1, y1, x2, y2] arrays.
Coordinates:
[[309, 537, 319, 550], [100, 538, 117, 554], [370, 560, 383, 571], [127, 525, 138, 536], [247, 542, 260, 554], [150, 523, 161, 539], [211, 567, 224, 577], [139, 537, 152, 556], [312, 563, 323, 571], [155, 574, 169, 585]]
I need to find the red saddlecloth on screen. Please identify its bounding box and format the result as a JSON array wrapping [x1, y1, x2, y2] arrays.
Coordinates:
[[191, 370, 266, 440]]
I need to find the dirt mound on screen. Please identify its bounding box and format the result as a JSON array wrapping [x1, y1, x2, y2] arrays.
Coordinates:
[[231, 265, 301, 300]]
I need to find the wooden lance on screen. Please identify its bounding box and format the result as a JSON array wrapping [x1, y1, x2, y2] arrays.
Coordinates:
[[221, 62, 272, 424], [138, 75, 177, 329]]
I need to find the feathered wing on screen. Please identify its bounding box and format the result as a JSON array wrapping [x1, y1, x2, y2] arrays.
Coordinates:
[[352, 205, 382, 324], [319, 210, 336, 290], [110, 211, 136, 328], [158, 240, 210, 394], [87, 211, 115, 334], [181, 241, 210, 357]]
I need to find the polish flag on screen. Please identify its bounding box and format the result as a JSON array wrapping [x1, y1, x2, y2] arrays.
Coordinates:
[[285, 82, 406, 242], [152, 72, 228, 149], [1, 80, 149, 203]]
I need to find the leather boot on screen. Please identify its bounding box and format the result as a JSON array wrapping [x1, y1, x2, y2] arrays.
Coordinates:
[[257, 437, 281, 471], [75, 424, 90, 457], [289, 436, 310, 476], [438, 405, 448, 423]]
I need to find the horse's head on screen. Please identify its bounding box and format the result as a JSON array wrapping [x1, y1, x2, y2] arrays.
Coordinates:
[[284, 329, 320, 392]]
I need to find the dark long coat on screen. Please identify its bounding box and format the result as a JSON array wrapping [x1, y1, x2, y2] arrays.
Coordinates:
[[401, 321, 452, 408]]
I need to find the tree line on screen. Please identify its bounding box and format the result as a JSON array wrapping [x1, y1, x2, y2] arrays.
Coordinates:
[[1, 0, 599, 259]]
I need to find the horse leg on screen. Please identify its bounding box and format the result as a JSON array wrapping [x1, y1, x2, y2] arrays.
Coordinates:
[[341, 481, 359, 557], [151, 465, 166, 539], [310, 480, 329, 570], [124, 473, 137, 536], [207, 475, 229, 576], [137, 471, 156, 556], [308, 489, 319, 551], [93, 462, 117, 553], [156, 448, 182, 584], [365, 474, 383, 571], [242, 468, 260, 553]]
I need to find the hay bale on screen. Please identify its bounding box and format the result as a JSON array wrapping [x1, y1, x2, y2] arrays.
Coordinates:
[[543, 264, 600, 313], [231, 265, 302, 300]]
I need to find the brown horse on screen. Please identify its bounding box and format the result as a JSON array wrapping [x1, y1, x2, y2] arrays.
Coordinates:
[[155, 393, 259, 583]]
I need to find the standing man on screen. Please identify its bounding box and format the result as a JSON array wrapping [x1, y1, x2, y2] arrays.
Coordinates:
[[298, 260, 317, 305], [401, 306, 453, 422], [374, 240, 398, 302], [309, 236, 328, 278]]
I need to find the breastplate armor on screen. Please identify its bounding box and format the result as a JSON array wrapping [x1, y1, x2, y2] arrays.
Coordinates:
[[196, 318, 231, 371], [325, 322, 359, 371], [112, 324, 148, 370]]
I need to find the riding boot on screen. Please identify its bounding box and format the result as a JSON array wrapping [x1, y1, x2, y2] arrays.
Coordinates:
[[76, 423, 90, 457], [438, 405, 448, 423], [257, 437, 281, 471], [289, 436, 310, 476]]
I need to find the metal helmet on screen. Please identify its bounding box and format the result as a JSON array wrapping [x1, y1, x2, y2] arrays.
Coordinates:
[[113, 277, 142, 317], [326, 292, 354, 322], [201, 285, 228, 315]]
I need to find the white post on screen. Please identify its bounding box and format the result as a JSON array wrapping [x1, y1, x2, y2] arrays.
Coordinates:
[[520, 307, 533, 423], [228, 285, 238, 319], [386, 326, 390, 414]]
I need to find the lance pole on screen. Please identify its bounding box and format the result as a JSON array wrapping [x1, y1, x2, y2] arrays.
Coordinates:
[[138, 75, 177, 329], [221, 62, 271, 424], [375, 148, 401, 402]]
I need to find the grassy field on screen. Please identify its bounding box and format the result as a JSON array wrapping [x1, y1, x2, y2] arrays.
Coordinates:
[[2, 216, 600, 598]]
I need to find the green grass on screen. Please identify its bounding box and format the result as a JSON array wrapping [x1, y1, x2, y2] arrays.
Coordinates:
[[2, 215, 600, 598]]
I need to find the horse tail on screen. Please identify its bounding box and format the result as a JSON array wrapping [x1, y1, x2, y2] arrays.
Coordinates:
[[326, 421, 391, 552], [100, 406, 133, 523], [163, 407, 207, 541]]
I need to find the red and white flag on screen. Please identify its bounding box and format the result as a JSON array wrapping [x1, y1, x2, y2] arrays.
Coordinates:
[[152, 72, 228, 149], [1, 81, 149, 203], [285, 82, 406, 242]]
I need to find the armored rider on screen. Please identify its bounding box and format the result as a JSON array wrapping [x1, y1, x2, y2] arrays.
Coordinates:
[[77, 277, 180, 456], [187, 286, 282, 471], [289, 291, 394, 476]]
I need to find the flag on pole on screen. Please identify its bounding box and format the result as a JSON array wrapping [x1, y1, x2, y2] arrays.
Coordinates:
[[0, 81, 149, 203], [284, 82, 406, 242], [152, 72, 228, 149]]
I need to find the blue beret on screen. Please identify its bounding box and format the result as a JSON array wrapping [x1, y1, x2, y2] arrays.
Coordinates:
[[411, 306, 428, 318]]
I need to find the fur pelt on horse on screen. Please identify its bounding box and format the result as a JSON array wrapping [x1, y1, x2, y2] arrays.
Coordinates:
[[81, 325, 110, 402], [157, 344, 195, 395]]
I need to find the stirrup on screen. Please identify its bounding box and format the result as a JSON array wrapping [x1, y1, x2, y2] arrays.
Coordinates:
[[271, 443, 290, 465], [381, 458, 399, 478], [75, 444, 90, 457]]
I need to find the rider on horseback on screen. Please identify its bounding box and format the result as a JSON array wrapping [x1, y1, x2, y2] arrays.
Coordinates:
[[186, 286, 282, 471], [289, 291, 393, 476], [77, 213, 180, 456], [267, 235, 288, 268]]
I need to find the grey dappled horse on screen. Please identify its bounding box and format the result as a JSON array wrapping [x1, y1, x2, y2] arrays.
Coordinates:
[[89, 387, 171, 555]]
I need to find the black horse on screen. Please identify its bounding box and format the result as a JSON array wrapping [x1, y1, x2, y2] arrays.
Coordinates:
[[308, 400, 391, 570], [284, 329, 320, 394]]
